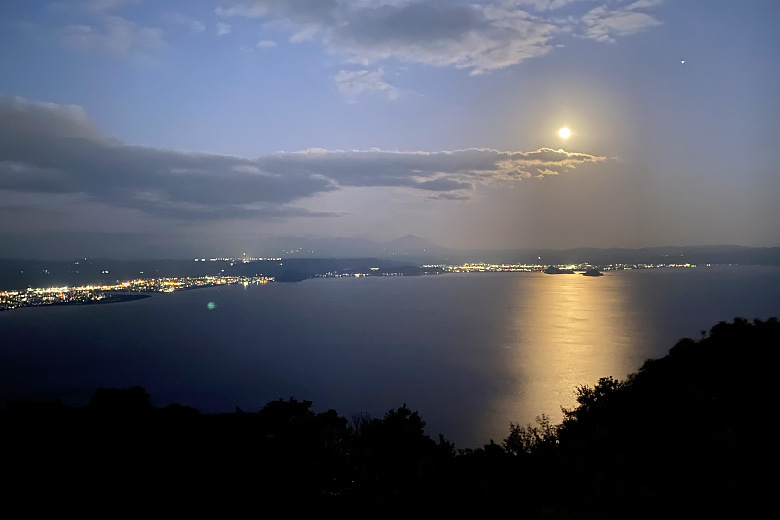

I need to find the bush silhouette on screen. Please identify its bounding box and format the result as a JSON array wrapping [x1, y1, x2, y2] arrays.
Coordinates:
[[1, 317, 775, 517]]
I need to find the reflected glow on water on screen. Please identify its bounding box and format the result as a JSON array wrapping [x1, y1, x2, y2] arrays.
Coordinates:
[[506, 273, 639, 423]]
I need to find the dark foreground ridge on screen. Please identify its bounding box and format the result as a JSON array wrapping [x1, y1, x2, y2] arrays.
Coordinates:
[[2, 318, 775, 517]]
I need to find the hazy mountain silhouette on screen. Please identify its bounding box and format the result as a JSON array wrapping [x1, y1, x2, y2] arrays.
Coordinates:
[[3, 238, 780, 290], [256, 237, 780, 266]]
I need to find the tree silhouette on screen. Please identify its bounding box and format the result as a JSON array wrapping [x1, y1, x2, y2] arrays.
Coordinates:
[[1, 317, 775, 517]]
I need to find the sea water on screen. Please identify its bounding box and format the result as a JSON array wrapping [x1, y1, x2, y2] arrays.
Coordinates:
[[2, 266, 778, 448]]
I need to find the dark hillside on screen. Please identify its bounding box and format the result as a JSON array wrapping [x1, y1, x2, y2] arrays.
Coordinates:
[[1, 318, 775, 517]]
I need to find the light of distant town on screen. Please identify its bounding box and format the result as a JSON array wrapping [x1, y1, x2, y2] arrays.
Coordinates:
[[558, 127, 571, 139]]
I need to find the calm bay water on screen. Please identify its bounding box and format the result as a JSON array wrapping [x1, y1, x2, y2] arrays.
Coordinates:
[[2, 266, 779, 448]]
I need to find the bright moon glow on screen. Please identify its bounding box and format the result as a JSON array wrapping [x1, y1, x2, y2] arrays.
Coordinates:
[[558, 127, 571, 139]]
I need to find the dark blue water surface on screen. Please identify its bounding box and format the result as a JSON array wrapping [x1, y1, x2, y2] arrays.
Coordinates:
[[2, 266, 779, 448]]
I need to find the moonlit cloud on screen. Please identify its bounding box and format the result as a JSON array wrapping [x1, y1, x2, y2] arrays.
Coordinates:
[[85, 0, 140, 12], [508, 0, 591, 13], [430, 192, 471, 201], [53, 0, 663, 74], [60, 14, 166, 62], [256, 39, 277, 49], [582, 1, 662, 43], [166, 12, 207, 34], [219, 0, 560, 75], [216, 22, 232, 36], [334, 69, 400, 102], [0, 97, 606, 220], [626, 0, 664, 10], [215, 0, 663, 77]]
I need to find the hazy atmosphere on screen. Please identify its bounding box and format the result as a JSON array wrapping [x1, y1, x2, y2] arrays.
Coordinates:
[[1, 0, 778, 258]]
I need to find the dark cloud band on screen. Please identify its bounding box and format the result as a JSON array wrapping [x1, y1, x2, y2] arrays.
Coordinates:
[[0, 96, 606, 220]]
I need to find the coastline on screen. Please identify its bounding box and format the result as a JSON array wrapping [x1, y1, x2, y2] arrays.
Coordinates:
[[0, 292, 151, 312]]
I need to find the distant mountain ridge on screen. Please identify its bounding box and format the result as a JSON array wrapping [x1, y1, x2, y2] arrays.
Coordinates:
[[4, 232, 779, 266], [266, 236, 780, 266], [0, 257, 435, 291], [2, 239, 780, 291]]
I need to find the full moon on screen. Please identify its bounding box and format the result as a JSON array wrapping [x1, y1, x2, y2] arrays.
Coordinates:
[[558, 127, 571, 139]]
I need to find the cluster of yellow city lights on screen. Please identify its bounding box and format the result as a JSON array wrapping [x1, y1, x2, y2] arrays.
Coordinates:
[[1, 275, 273, 310]]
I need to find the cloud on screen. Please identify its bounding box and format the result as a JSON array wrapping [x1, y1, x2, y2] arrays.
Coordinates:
[[582, 1, 662, 43], [216, 22, 232, 36], [56, 1, 662, 72], [60, 14, 166, 62], [166, 12, 207, 34], [85, 0, 140, 12], [430, 192, 471, 201], [257, 39, 277, 49], [334, 69, 400, 102], [214, 1, 664, 75], [505, 0, 590, 12], [626, 0, 664, 9], [0, 97, 607, 220], [219, 0, 559, 74]]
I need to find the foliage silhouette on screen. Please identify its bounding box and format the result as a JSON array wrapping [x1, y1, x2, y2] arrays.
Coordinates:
[[1, 317, 775, 517]]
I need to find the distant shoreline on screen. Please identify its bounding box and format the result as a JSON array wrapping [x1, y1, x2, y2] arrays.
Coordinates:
[[3, 264, 778, 312], [65, 293, 152, 305], [0, 292, 151, 312]]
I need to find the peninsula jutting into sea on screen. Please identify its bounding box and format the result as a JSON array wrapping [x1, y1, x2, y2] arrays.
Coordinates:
[[0, 275, 272, 311]]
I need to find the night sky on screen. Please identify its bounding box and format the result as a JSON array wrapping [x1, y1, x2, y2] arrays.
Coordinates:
[[1, 0, 778, 258]]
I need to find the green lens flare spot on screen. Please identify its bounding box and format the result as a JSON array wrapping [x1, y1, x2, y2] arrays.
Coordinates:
[[207, 301, 216, 310]]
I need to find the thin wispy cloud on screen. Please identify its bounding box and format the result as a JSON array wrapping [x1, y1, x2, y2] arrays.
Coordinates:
[[56, 1, 166, 63], [582, 0, 662, 43], [85, 0, 140, 12], [216, 22, 232, 36], [60, 15, 165, 61], [334, 69, 400, 102], [256, 39, 277, 49], [166, 12, 207, 34], [512, 0, 592, 11]]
